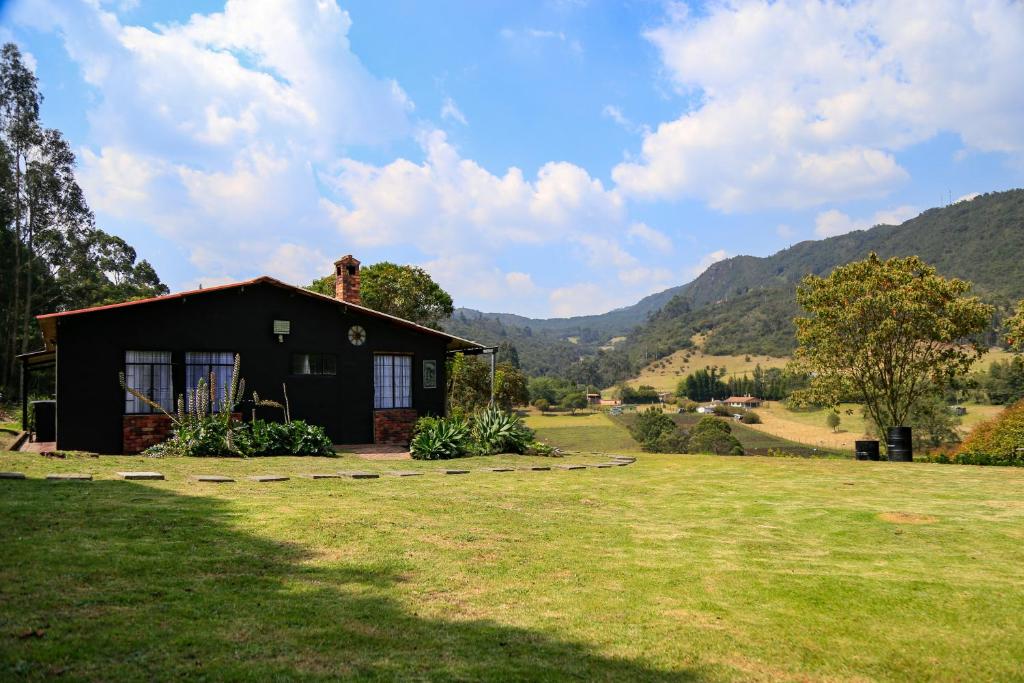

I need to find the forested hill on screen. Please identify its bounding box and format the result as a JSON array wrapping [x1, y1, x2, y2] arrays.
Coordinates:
[[626, 189, 1024, 359], [680, 189, 1024, 310], [445, 189, 1024, 379]]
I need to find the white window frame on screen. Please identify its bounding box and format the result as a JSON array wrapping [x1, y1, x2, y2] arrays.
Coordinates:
[[374, 354, 412, 409]]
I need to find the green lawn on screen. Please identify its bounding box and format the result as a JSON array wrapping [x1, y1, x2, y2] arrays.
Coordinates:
[[525, 411, 642, 453], [2, 450, 1023, 681]]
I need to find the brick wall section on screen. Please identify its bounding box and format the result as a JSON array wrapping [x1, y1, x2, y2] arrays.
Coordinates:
[[122, 412, 243, 454], [122, 414, 174, 454], [374, 409, 418, 446]]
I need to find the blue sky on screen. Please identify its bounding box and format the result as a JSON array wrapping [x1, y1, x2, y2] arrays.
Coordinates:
[[3, 0, 1023, 317]]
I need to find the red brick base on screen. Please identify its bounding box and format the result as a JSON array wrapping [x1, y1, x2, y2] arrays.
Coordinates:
[[122, 414, 174, 454], [373, 409, 418, 446], [122, 412, 243, 454]]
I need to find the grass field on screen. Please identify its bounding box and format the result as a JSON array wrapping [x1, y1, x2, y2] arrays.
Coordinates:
[[625, 349, 789, 394], [744, 401, 1008, 451], [2, 449, 1023, 681], [626, 347, 1017, 396], [525, 411, 641, 453]]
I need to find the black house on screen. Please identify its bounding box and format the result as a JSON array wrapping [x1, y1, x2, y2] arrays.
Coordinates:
[[22, 255, 482, 454]]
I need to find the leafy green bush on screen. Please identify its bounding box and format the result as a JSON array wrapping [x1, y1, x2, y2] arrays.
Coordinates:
[[410, 416, 470, 460], [242, 420, 292, 455], [148, 417, 333, 457], [286, 420, 334, 456], [154, 416, 232, 456], [688, 417, 744, 455], [629, 407, 688, 453], [954, 400, 1024, 466], [472, 406, 535, 455], [740, 411, 761, 424]]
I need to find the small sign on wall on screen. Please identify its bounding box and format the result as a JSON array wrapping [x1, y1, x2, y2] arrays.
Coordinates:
[[423, 360, 437, 389]]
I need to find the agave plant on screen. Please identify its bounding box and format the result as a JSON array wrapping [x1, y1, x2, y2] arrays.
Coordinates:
[[410, 416, 471, 460], [472, 406, 534, 455]]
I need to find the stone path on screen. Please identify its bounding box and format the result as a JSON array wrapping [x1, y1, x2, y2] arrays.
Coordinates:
[[2, 456, 637, 484], [117, 471, 164, 480]]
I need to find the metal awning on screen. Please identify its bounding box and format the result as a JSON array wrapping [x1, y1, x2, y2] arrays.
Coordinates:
[[16, 349, 56, 432]]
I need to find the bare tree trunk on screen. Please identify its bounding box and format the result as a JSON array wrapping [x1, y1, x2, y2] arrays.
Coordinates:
[[20, 198, 34, 355]]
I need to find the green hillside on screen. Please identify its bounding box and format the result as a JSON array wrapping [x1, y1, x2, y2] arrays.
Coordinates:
[[446, 189, 1024, 380]]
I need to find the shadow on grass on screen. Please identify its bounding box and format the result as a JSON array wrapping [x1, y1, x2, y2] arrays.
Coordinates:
[[0, 481, 699, 681]]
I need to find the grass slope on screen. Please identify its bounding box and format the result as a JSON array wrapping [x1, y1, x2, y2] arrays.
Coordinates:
[[2, 451, 1024, 681]]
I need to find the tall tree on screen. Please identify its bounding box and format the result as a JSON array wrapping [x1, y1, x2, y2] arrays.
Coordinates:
[[793, 253, 993, 431], [0, 43, 167, 396]]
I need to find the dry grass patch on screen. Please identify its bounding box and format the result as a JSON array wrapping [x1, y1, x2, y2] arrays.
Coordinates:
[[878, 512, 939, 525]]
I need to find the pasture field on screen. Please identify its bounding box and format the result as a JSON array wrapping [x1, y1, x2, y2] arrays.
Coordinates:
[[625, 346, 1016, 396], [2, 449, 1023, 681]]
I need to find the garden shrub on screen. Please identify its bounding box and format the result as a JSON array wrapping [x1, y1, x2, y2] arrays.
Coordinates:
[[629, 407, 688, 453], [953, 400, 1024, 466], [286, 420, 334, 456], [688, 417, 744, 455], [410, 416, 470, 460], [740, 411, 761, 424], [472, 406, 535, 455], [148, 417, 333, 457]]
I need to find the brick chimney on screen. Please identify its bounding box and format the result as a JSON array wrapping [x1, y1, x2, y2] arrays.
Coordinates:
[[334, 255, 361, 305]]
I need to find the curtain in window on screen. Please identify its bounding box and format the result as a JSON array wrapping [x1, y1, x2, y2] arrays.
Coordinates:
[[186, 352, 235, 412], [374, 355, 412, 409], [124, 351, 173, 414]]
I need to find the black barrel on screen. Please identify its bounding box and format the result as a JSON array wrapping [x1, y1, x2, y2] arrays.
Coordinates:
[[886, 426, 913, 462], [31, 400, 56, 442], [855, 440, 880, 461]]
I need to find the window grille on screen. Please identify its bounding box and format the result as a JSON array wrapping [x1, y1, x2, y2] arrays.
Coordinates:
[[186, 352, 235, 413], [291, 353, 338, 376], [374, 354, 412, 409], [124, 351, 173, 414]]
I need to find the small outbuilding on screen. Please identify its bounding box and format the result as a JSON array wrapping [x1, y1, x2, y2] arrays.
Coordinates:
[[21, 255, 482, 454]]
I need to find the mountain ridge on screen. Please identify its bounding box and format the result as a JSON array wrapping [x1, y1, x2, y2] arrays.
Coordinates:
[[443, 188, 1024, 380]]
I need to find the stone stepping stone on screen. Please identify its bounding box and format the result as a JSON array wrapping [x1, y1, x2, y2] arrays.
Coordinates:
[[195, 475, 234, 483], [299, 473, 342, 479], [385, 471, 424, 477], [483, 467, 515, 472], [117, 471, 164, 481], [594, 463, 616, 468], [248, 475, 289, 482], [442, 469, 469, 475], [46, 473, 92, 481], [519, 465, 551, 471], [0, 472, 26, 480], [338, 471, 380, 479], [555, 464, 586, 470]]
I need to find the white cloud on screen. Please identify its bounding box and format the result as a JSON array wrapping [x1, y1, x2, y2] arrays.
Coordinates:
[[441, 96, 468, 126], [776, 224, 796, 240], [16, 0, 415, 287], [614, 0, 1024, 211], [955, 192, 980, 204], [687, 249, 730, 279], [322, 129, 624, 252], [627, 222, 673, 252], [602, 105, 649, 136], [814, 205, 918, 238]]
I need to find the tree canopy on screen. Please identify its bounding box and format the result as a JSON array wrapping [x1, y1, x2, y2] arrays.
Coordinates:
[[309, 261, 453, 330], [1, 43, 167, 395], [793, 253, 993, 431]]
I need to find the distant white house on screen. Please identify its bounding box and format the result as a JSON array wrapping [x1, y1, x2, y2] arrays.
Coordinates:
[[724, 396, 762, 409]]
